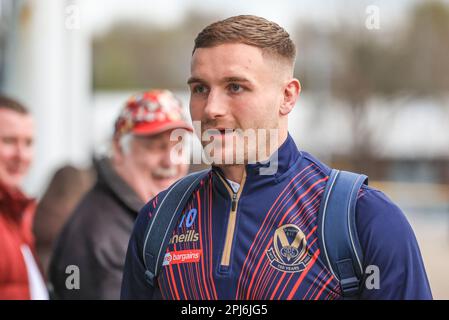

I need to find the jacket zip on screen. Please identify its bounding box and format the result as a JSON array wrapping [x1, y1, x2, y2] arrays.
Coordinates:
[[216, 170, 247, 268]]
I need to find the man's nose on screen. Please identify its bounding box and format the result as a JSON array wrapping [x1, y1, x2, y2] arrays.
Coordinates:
[[203, 89, 227, 120]]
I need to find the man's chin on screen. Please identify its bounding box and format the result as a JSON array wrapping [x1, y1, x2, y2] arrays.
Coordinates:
[[204, 149, 249, 166], [0, 175, 24, 191]]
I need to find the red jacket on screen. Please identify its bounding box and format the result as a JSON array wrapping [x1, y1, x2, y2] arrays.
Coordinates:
[[0, 183, 39, 299]]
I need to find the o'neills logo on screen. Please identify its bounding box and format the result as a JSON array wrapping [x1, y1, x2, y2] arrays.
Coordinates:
[[266, 224, 311, 273], [163, 249, 202, 266], [169, 230, 199, 244]]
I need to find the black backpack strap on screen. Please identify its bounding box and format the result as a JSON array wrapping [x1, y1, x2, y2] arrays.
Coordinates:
[[142, 169, 210, 287], [317, 169, 368, 298]]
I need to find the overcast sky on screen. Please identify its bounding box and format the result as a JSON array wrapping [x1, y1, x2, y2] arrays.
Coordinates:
[[82, 0, 436, 36]]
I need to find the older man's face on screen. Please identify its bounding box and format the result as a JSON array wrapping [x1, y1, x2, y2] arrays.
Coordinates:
[[117, 130, 189, 201], [0, 109, 34, 190]]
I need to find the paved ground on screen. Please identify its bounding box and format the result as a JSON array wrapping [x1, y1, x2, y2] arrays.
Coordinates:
[[407, 212, 449, 300], [371, 181, 449, 299]]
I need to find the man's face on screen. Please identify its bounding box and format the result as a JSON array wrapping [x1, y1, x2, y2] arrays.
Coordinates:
[[0, 109, 34, 190], [188, 43, 287, 164], [117, 130, 188, 201]]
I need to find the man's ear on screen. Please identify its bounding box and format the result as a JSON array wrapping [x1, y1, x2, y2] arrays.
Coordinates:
[[280, 78, 301, 116]]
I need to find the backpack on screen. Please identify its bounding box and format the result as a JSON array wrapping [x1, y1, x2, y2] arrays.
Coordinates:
[[142, 168, 368, 298]]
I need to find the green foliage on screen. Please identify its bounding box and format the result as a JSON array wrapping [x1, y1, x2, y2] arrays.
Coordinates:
[[92, 12, 218, 90]]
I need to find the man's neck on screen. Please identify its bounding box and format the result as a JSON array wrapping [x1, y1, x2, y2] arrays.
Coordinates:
[[0, 181, 25, 200], [218, 164, 245, 184], [217, 130, 289, 183]]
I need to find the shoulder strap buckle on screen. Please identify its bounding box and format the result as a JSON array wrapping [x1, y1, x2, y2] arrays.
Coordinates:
[[317, 169, 368, 298]]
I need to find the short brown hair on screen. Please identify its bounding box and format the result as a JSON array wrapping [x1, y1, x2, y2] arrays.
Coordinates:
[[193, 15, 296, 65], [0, 95, 29, 114]]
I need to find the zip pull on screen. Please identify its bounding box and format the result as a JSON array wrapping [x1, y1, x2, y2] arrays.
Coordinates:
[[231, 193, 237, 211]]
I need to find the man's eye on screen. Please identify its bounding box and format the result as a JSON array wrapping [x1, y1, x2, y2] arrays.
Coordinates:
[[228, 83, 243, 93], [192, 85, 208, 94], [1, 137, 15, 144]]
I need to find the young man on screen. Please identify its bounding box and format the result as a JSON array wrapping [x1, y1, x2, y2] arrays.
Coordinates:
[[49, 89, 192, 299], [0, 95, 48, 300], [121, 16, 432, 300]]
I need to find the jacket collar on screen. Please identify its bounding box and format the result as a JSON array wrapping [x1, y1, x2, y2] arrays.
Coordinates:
[[245, 132, 302, 181], [95, 157, 144, 213], [0, 182, 35, 221], [212, 132, 302, 194]]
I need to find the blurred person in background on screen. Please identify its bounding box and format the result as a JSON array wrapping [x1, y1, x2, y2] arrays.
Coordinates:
[[0, 95, 48, 300], [33, 165, 95, 277], [49, 89, 192, 299]]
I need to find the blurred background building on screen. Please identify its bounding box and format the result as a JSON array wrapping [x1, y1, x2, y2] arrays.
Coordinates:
[[1, 0, 448, 298]]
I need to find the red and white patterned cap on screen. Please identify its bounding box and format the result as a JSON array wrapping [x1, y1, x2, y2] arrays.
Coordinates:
[[114, 89, 192, 137]]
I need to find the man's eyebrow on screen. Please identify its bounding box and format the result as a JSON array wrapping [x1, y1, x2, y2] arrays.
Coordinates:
[[187, 76, 252, 85], [187, 77, 204, 85], [223, 76, 251, 83]]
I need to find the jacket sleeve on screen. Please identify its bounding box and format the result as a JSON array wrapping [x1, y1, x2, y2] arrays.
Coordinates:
[[356, 188, 433, 300], [120, 200, 157, 299]]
